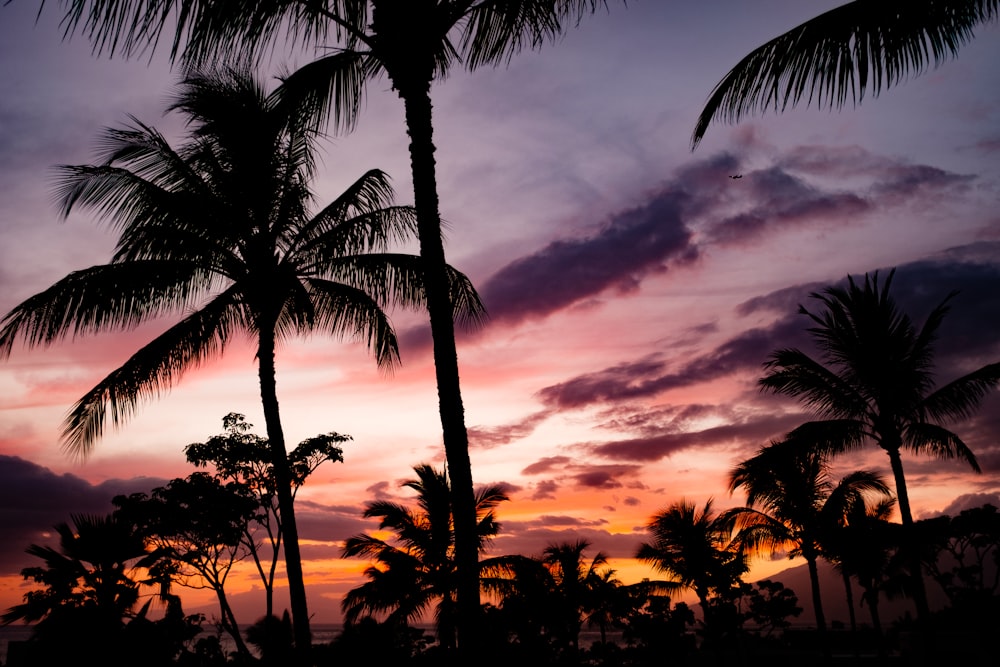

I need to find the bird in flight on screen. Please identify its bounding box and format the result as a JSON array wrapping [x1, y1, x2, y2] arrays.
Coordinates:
[[729, 174, 743, 179]]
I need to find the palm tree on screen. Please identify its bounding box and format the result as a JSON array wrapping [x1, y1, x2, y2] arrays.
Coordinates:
[[541, 539, 610, 655], [821, 495, 898, 661], [726, 438, 892, 657], [341, 463, 508, 652], [759, 269, 1000, 623], [2, 514, 153, 666], [49, 2, 621, 648], [636, 499, 747, 642], [0, 68, 483, 661], [691, 0, 1000, 147]]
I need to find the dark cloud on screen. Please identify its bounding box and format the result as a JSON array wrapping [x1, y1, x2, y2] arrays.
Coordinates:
[[706, 166, 870, 246], [586, 412, 804, 463], [399, 147, 980, 352], [478, 188, 697, 326], [0, 456, 166, 576], [536, 317, 808, 411]]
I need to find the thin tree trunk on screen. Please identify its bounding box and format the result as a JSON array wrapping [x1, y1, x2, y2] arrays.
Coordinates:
[[217, 587, 252, 657], [257, 328, 312, 666], [399, 82, 481, 656], [806, 554, 831, 663]]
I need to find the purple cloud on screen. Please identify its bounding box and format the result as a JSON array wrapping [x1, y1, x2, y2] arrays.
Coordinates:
[[478, 188, 698, 325]]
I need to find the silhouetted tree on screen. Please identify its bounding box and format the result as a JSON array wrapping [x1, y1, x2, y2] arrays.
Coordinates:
[[726, 438, 891, 658], [341, 463, 507, 653], [745, 579, 802, 640], [540, 539, 611, 655], [758, 269, 999, 626], [692, 0, 1000, 147], [636, 499, 747, 644], [113, 473, 259, 656], [0, 67, 482, 662], [48, 2, 622, 651], [0, 513, 197, 666], [185, 412, 348, 618]]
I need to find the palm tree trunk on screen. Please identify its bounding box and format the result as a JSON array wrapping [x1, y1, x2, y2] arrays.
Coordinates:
[[885, 447, 933, 629], [398, 81, 481, 654], [805, 554, 831, 662], [840, 568, 860, 659], [257, 327, 312, 665], [863, 586, 888, 665]]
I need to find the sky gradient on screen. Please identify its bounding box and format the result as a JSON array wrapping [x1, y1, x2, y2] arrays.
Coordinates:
[[1, 1, 999, 624]]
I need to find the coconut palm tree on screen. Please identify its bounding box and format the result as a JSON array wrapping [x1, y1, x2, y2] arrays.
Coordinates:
[[49, 3, 622, 648], [726, 438, 892, 658], [821, 495, 898, 661], [636, 499, 747, 643], [341, 463, 508, 652], [541, 539, 611, 655], [2, 514, 154, 666], [759, 269, 1000, 624], [692, 0, 1000, 147], [0, 67, 483, 661]]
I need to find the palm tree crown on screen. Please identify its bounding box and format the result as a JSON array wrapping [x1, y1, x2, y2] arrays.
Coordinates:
[[759, 269, 999, 631], [726, 438, 891, 648], [341, 463, 508, 650], [760, 269, 998, 526], [636, 498, 747, 636]]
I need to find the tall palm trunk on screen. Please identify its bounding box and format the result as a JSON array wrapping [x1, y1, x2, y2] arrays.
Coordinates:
[[257, 327, 312, 665], [398, 80, 481, 653], [805, 552, 831, 662], [884, 446, 932, 627]]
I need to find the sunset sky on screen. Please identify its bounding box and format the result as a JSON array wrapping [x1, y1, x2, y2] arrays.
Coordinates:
[[1, 1, 998, 625]]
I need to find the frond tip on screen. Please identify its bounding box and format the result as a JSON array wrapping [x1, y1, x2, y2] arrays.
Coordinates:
[[691, 0, 1000, 148]]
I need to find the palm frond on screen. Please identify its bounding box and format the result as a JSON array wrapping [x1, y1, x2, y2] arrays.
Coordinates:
[[61, 287, 240, 456], [760, 348, 868, 418], [921, 362, 1000, 422], [276, 49, 376, 137], [0, 262, 208, 358], [904, 422, 981, 472], [302, 278, 401, 370], [462, 0, 611, 69], [692, 0, 1000, 147]]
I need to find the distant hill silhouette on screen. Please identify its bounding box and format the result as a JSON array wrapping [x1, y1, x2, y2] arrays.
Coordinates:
[[761, 559, 947, 628]]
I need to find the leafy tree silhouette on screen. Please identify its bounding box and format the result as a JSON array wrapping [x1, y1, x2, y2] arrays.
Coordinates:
[[185, 412, 349, 619]]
